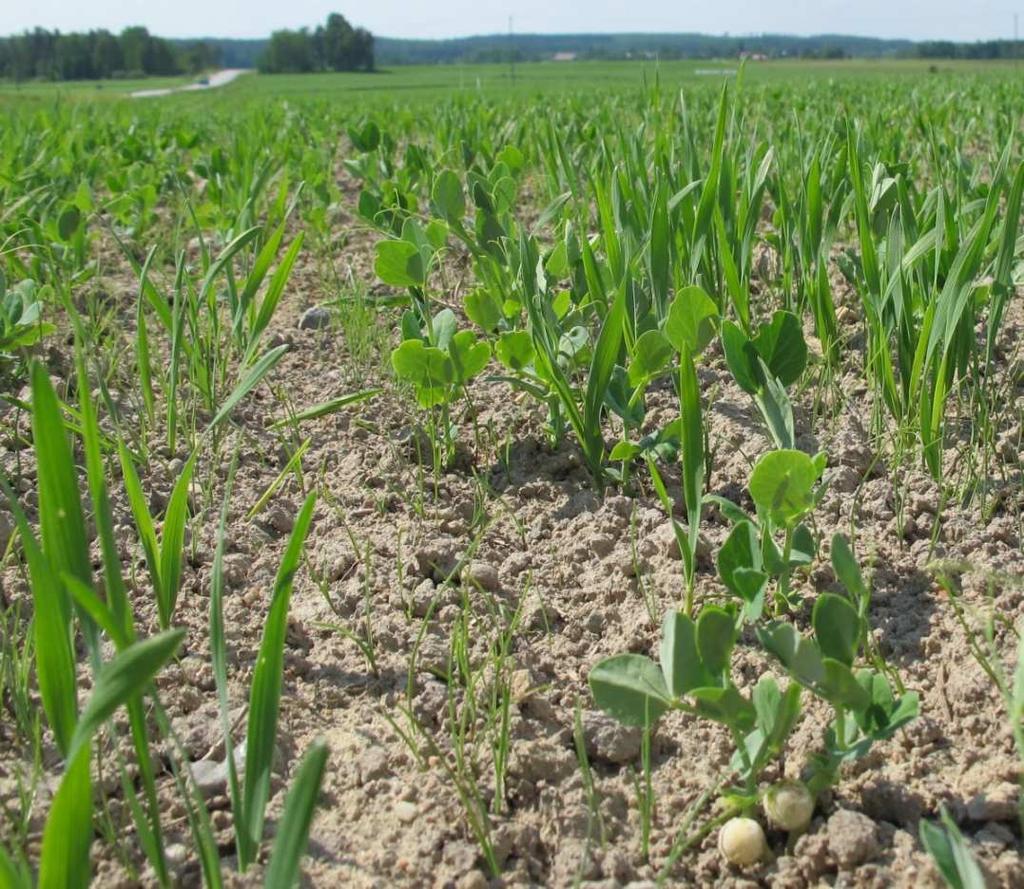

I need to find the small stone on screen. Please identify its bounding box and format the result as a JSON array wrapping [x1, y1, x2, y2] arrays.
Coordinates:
[[589, 534, 615, 558], [652, 522, 682, 560], [582, 710, 641, 764], [222, 553, 248, 588], [190, 748, 245, 799], [164, 843, 188, 868], [411, 578, 438, 618], [967, 782, 1019, 822], [394, 801, 418, 823], [457, 870, 489, 889], [793, 831, 830, 878], [826, 465, 862, 495], [510, 738, 575, 782], [976, 822, 1015, 850], [827, 809, 879, 869], [298, 306, 331, 330], [264, 505, 294, 535], [461, 560, 500, 592], [359, 746, 390, 784]]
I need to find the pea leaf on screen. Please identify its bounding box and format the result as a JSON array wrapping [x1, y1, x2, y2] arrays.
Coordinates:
[[721, 320, 761, 394], [831, 533, 868, 601], [812, 593, 861, 667], [58, 206, 82, 241], [496, 330, 535, 371], [465, 288, 504, 333], [628, 329, 674, 386], [748, 449, 825, 527], [751, 310, 807, 386], [589, 654, 671, 727], [448, 330, 491, 384], [660, 610, 711, 698], [375, 239, 424, 288], [696, 606, 737, 680], [391, 340, 452, 393], [432, 170, 465, 223], [665, 285, 719, 356]]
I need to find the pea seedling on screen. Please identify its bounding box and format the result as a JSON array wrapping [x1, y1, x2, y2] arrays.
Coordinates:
[[391, 307, 491, 467], [710, 448, 826, 618]]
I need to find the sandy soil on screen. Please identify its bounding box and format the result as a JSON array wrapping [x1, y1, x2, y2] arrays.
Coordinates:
[[0, 193, 1022, 889]]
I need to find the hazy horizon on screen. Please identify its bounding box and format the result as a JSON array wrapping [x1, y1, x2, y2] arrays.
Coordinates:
[[5, 1, 1023, 44]]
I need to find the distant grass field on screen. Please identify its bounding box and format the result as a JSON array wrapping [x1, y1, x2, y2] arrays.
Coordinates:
[[1, 58, 1021, 107], [220, 58, 1024, 101], [0, 73, 192, 100]]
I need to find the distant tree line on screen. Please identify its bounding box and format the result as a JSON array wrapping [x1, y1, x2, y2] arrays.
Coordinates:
[[0, 27, 218, 81], [369, 32, 918, 65], [916, 40, 1024, 60], [371, 33, 1024, 65], [3, 26, 1020, 81], [259, 14, 373, 73]]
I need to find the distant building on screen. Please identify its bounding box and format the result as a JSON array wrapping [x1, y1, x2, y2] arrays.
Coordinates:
[[739, 51, 768, 61], [552, 52, 577, 61]]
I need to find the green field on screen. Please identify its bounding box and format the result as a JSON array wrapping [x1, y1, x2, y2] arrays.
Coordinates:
[[0, 56, 1023, 889], [2, 57, 1022, 104]]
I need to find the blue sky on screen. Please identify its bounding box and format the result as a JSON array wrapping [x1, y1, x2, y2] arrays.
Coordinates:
[[7, 0, 1022, 42]]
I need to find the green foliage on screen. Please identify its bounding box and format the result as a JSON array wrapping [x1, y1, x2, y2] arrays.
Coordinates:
[[721, 311, 808, 448], [711, 449, 826, 616], [264, 741, 330, 888], [0, 277, 54, 363], [919, 807, 986, 889], [590, 609, 800, 789], [119, 446, 197, 630], [748, 449, 825, 528], [240, 493, 316, 864]]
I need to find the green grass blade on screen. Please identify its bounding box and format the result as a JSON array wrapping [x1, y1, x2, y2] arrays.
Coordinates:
[[76, 345, 132, 643], [246, 440, 309, 521], [66, 628, 186, 765], [197, 226, 261, 305], [63, 574, 129, 650], [988, 160, 1024, 361], [268, 388, 380, 430], [246, 231, 305, 361], [136, 246, 158, 424], [118, 443, 164, 612], [31, 363, 93, 642], [0, 848, 31, 889], [2, 491, 78, 755], [241, 492, 316, 861], [263, 740, 329, 888], [678, 352, 704, 614], [206, 344, 288, 434], [583, 281, 627, 484], [157, 453, 197, 628], [209, 453, 251, 864], [236, 221, 285, 336], [167, 255, 187, 453], [38, 745, 92, 889]]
